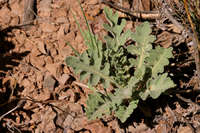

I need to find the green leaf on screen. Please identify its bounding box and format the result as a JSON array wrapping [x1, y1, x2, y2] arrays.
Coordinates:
[[127, 22, 156, 70], [139, 73, 176, 100], [86, 92, 110, 120], [115, 100, 139, 123], [126, 45, 140, 55], [131, 22, 155, 47], [104, 7, 119, 28], [103, 7, 131, 51], [147, 46, 173, 77], [65, 55, 116, 88]]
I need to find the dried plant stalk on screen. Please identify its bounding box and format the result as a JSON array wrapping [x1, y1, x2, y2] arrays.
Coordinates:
[[184, 0, 200, 89]]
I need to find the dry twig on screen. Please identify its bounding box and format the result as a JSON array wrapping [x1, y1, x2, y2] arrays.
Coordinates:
[[0, 100, 25, 121], [101, 0, 160, 19]]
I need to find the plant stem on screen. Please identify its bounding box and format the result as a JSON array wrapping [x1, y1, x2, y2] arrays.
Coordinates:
[[184, 0, 200, 89]]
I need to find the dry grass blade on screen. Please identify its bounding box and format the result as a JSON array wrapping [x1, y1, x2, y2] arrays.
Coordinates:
[[184, 0, 200, 90]]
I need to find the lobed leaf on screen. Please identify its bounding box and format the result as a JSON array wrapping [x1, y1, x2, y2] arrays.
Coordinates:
[[86, 92, 110, 120], [139, 73, 176, 100], [65, 54, 114, 87], [131, 22, 156, 48], [146, 46, 173, 77], [103, 7, 132, 51], [115, 100, 139, 123]]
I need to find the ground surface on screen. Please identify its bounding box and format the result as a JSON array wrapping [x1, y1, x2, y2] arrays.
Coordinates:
[[0, 0, 200, 132]]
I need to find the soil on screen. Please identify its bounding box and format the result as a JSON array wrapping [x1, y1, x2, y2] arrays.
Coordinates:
[[0, 0, 200, 133]]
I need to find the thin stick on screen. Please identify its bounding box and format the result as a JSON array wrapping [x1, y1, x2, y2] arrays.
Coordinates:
[[0, 100, 25, 121], [162, 7, 184, 31], [73, 81, 89, 89], [101, 0, 160, 19]]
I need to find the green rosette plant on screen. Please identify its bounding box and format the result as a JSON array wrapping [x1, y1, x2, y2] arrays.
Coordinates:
[[65, 5, 175, 122]]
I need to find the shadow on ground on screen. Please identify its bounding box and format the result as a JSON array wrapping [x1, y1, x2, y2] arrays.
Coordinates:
[[0, 26, 30, 73], [0, 26, 30, 132]]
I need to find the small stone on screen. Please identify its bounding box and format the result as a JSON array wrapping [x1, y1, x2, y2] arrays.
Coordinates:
[[59, 74, 70, 85], [43, 75, 56, 91], [177, 126, 193, 133], [30, 55, 45, 70], [10, 0, 24, 15], [44, 56, 53, 64], [39, 8, 51, 17], [10, 17, 20, 25], [37, 40, 47, 54], [0, 7, 11, 24], [57, 25, 65, 39], [49, 47, 58, 57], [22, 79, 31, 88], [46, 63, 61, 78], [63, 114, 74, 128], [52, 8, 67, 18], [39, 0, 52, 17], [60, 46, 72, 58], [56, 17, 68, 24], [40, 23, 58, 33]]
